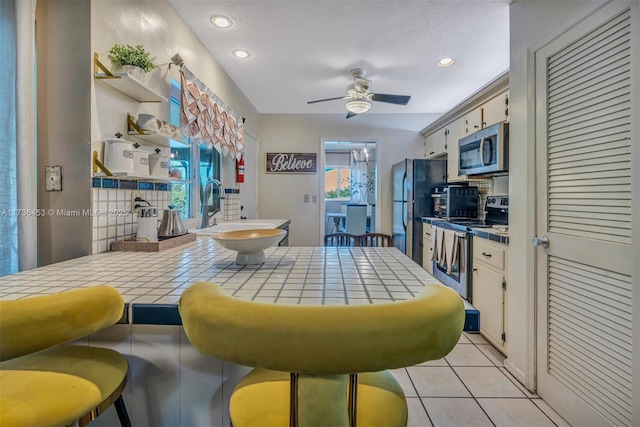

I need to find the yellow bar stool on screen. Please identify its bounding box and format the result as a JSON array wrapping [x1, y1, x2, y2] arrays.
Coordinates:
[[179, 282, 465, 427], [0, 286, 131, 427]]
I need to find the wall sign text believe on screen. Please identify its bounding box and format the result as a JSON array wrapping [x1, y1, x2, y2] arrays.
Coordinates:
[[266, 153, 317, 173]]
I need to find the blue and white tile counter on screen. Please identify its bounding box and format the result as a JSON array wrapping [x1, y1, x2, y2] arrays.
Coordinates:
[[0, 241, 441, 309], [0, 238, 471, 427]]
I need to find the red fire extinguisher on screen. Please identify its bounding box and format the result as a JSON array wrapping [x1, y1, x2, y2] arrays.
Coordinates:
[[236, 154, 245, 183]]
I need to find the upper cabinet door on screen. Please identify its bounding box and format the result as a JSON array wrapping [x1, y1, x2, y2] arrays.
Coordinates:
[[464, 108, 482, 135], [425, 127, 447, 159], [446, 118, 467, 182], [483, 91, 509, 128]]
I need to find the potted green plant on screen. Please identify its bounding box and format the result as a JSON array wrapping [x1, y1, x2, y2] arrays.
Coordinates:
[[108, 44, 157, 81]]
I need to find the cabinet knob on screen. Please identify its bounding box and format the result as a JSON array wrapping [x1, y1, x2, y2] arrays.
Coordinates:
[[472, 268, 478, 272], [429, 151, 435, 155], [481, 252, 492, 258]]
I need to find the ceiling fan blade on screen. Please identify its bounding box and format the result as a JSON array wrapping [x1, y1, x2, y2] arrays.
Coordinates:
[[346, 111, 358, 119], [307, 96, 347, 104], [370, 93, 411, 105]]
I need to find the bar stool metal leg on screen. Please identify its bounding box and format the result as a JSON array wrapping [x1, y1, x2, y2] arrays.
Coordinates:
[[114, 396, 132, 427]]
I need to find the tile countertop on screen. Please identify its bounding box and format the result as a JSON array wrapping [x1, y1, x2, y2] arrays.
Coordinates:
[[0, 237, 477, 328], [422, 217, 509, 244]]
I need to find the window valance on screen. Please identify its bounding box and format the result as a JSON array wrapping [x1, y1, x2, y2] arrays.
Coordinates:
[[180, 67, 244, 159]]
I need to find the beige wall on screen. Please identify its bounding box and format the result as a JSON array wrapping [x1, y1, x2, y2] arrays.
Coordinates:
[[36, 0, 93, 265], [507, 0, 608, 388], [258, 113, 438, 246]]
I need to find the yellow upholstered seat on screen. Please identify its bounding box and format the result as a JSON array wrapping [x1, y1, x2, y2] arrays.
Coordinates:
[[179, 281, 465, 427], [0, 286, 130, 427]]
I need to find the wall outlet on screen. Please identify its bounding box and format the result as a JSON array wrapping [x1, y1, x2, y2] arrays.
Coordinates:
[[45, 166, 62, 191], [311, 195, 317, 203], [303, 194, 310, 203], [131, 191, 145, 213]]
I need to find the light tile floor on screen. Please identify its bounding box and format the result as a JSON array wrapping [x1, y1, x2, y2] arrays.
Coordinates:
[[395, 332, 571, 427]]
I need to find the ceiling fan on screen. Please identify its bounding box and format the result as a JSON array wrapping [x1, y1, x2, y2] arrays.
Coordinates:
[[307, 68, 411, 118]]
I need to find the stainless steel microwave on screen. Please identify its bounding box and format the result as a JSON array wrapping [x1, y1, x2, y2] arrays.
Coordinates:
[[458, 122, 508, 176]]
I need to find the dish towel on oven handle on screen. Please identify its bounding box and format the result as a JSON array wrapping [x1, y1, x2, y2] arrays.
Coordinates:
[[443, 229, 459, 274], [432, 226, 445, 266]]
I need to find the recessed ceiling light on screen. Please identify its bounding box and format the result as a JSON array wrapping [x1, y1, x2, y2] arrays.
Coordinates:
[[437, 58, 455, 67], [210, 15, 232, 28], [232, 49, 250, 59]]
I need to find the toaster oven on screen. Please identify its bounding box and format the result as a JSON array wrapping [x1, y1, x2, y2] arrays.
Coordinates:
[[431, 185, 479, 219]]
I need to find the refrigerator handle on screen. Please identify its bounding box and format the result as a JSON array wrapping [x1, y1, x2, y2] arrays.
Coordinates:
[[402, 202, 407, 230], [402, 172, 407, 202]]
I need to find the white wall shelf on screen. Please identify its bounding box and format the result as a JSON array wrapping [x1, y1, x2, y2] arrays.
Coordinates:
[[126, 114, 190, 148], [94, 172, 171, 183], [93, 53, 167, 103]]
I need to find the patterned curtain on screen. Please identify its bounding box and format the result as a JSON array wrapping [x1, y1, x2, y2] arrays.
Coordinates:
[[179, 67, 244, 159]]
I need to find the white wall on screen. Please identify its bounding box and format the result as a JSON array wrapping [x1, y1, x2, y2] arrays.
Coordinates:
[[258, 113, 438, 246], [508, 0, 608, 388]]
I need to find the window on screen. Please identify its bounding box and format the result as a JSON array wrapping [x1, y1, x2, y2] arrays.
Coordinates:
[[169, 79, 191, 218], [324, 167, 351, 199], [169, 78, 221, 221], [198, 143, 221, 214]]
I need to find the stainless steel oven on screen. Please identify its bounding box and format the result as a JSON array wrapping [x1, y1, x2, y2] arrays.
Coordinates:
[[430, 196, 509, 302], [432, 229, 470, 300]]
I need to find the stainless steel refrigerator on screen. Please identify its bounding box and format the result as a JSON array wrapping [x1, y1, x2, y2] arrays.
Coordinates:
[[392, 159, 447, 264]]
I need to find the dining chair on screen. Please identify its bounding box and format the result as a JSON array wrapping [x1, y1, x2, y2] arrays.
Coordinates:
[[359, 233, 393, 247], [0, 286, 131, 427], [324, 232, 359, 247], [179, 281, 464, 427], [345, 204, 367, 235]]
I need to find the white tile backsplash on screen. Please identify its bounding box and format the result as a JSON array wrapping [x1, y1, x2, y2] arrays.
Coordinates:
[[223, 192, 241, 221], [91, 187, 172, 254]]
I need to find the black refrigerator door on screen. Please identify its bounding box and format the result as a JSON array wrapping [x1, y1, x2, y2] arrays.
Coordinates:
[[413, 159, 447, 217], [392, 201, 406, 253]]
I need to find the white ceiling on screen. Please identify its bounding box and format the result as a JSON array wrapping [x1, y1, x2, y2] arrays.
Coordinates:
[[168, 0, 511, 116]]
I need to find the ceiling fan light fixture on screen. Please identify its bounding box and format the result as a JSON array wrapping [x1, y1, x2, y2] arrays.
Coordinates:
[[232, 49, 251, 59], [437, 57, 455, 67], [346, 100, 371, 114], [210, 15, 233, 28]]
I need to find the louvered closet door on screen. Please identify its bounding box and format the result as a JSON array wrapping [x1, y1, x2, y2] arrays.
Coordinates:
[[535, 3, 636, 426]]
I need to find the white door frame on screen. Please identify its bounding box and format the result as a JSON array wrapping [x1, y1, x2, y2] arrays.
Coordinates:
[[319, 138, 380, 243]]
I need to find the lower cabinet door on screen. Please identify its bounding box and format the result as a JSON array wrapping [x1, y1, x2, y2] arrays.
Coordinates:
[[423, 237, 434, 274], [473, 264, 504, 349]]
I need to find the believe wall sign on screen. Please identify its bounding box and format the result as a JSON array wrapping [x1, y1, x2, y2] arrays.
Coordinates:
[[266, 153, 317, 173]]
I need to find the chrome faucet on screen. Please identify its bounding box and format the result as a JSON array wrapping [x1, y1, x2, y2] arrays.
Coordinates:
[[201, 179, 224, 228]]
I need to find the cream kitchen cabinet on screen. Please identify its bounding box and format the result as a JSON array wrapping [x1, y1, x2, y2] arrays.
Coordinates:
[[420, 72, 508, 183], [472, 236, 507, 352], [422, 224, 434, 274], [463, 107, 483, 135], [482, 92, 509, 128], [445, 118, 467, 182], [424, 127, 447, 159]]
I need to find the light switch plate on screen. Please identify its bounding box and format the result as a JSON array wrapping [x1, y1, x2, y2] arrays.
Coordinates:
[[45, 166, 62, 191]]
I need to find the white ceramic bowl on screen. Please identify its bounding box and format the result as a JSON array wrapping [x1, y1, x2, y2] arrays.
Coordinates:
[[211, 229, 286, 264]]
